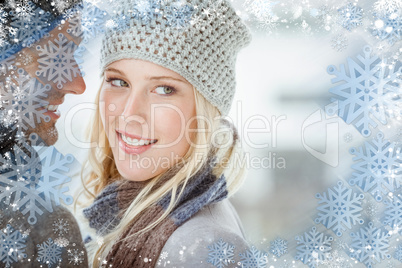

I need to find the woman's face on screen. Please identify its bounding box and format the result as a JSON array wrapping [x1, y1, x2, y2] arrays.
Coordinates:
[[99, 59, 197, 181]]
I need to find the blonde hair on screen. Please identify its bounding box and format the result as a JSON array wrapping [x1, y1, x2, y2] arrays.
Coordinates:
[[76, 83, 248, 266]]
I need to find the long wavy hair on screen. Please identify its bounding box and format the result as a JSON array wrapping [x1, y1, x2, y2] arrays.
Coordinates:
[[76, 82, 248, 266]]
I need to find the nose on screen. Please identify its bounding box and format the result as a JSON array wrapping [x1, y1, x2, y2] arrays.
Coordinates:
[[122, 87, 148, 121], [61, 74, 86, 95]]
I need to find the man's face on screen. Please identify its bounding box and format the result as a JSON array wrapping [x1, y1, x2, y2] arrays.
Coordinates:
[[1, 14, 86, 145]]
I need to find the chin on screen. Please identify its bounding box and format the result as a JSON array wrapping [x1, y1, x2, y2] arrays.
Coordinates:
[[39, 128, 59, 146]]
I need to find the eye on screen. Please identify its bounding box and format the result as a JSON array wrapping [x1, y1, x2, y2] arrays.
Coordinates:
[[154, 85, 176, 95], [105, 78, 129, 87]]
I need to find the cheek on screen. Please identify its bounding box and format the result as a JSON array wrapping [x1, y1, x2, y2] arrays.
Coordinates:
[[153, 104, 195, 145], [153, 108, 183, 142]]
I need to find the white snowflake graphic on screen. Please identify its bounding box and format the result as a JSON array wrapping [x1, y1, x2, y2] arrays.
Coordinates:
[[164, 1, 194, 29], [331, 34, 348, 52], [53, 218, 70, 236], [131, 0, 163, 23], [326, 45, 402, 137], [207, 238, 235, 268], [383, 194, 402, 230], [67, 248, 85, 265], [365, 201, 378, 217], [35, 33, 82, 89], [37, 238, 62, 267], [244, 0, 278, 22], [270, 238, 288, 258], [54, 237, 69, 248], [337, 3, 363, 31], [349, 222, 391, 267], [67, 1, 108, 43], [372, 0, 402, 45], [0, 135, 75, 225], [157, 250, 170, 266], [239, 245, 268, 268], [315, 181, 364, 237], [9, 1, 53, 47], [294, 227, 333, 268], [0, 68, 50, 130], [0, 224, 27, 267], [349, 132, 402, 202], [319, 250, 352, 268]]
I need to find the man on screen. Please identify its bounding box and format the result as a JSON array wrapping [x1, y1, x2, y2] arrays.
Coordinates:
[[0, 1, 88, 267]]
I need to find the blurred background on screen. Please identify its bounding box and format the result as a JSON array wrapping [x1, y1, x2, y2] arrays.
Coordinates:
[[55, 0, 402, 267]]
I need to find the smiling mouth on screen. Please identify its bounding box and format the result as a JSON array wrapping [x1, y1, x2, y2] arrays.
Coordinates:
[[120, 133, 158, 146], [43, 104, 59, 112]]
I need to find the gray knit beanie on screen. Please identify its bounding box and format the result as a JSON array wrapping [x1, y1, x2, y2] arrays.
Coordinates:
[[100, 0, 252, 116]]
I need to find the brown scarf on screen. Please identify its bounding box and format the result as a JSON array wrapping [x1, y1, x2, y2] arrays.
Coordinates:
[[83, 150, 229, 267]]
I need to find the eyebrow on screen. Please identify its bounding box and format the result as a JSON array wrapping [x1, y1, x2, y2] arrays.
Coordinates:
[[104, 67, 188, 84]]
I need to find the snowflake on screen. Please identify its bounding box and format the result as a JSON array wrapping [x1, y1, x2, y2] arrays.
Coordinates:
[[337, 3, 363, 31], [270, 238, 288, 258], [10, 0, 36, 20], [157, 250, 170, 266], [67, 248, 85, 265], [207, 238, 236, 268], [164, 1, 194, 29], [54, 237, 69, 248], [0, 68, 50, 130], [343, 132, 353, 143], [104, 14, 130, 33], [256, 15, 279, 33], [294, 227, 333, 268], [315, 181, 364, 237], [372, 0, 402, 45], [395, 244, 402, 262], [244, 0, 278, 22], [35, 33, 82, 89], [9, 2, 54, 47], [383, 194, 402, 230], [331, 34, 348, 52], [349, 222, 391, 267], [326, 45, 402, 137], [37, 238, 62, 267], [0, 224, 27, 267], [67, 1, 108, 43], [311, 5, 337, 32], [53, 219, 70, 236], [349, 132, 402, 202], [0, 134, 75, 225], [15, 50, 33, 66], [319, 250, 352, 268], [239, 245, 268, 268], [131, 0, 163, 23], [366, 201, 378, 217]]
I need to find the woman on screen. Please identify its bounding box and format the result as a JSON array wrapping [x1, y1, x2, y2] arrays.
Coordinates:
[[78, 0, 252, 266]]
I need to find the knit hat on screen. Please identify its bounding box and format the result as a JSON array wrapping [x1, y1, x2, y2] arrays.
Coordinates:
[[100, 0, 252, 116]]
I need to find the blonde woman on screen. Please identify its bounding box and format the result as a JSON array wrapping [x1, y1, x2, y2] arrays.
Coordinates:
[[78, 0, 252, 266]]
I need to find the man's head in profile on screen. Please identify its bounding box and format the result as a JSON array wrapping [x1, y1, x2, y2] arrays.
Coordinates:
[[0, 0, 86, 148]]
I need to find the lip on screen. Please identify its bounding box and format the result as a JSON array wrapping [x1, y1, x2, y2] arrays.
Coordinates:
[[117, 131, 157, 155], [116, 130, 157, 141], [40, 102, 63, 121]]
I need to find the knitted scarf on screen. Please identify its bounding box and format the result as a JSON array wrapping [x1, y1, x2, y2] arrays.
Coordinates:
[[82, 146, 230, 267]]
